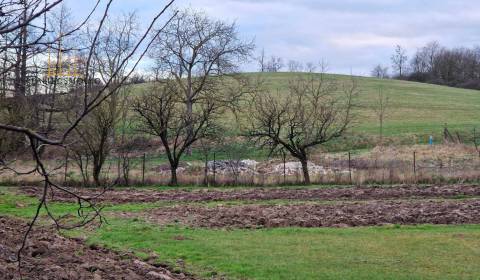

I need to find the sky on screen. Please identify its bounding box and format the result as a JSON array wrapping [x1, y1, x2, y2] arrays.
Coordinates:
[[65, 0, 480, 76]]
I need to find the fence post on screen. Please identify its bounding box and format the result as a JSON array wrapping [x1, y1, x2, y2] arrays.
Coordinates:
[[283, 151, 286, 185], [204, 153, 209, 186], [142, 153, 146, 185], [348, 151, 352, 185], [413, 151, 417, 182], [213, 152, 216, 186]]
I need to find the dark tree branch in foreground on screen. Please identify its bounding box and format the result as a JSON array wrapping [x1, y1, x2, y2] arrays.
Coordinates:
[[0, 0, 177, 273]]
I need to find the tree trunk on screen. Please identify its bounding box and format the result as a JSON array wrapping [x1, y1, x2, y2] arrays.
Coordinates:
[[93, 162, 102, 187], [186, 75, 193, 156], [300, 159, 310, 185], [92, 153, 105, 187], [170, 166, 178, 186]]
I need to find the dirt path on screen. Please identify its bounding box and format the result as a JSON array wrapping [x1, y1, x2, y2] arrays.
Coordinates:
[[0, 216, 194, 280], [115, 199, 480, 229], [20, 184, 480, 203]]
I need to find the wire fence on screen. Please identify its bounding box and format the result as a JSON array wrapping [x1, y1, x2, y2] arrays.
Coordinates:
[[71, 147, 480, 186], [2, 145, 480, 187]]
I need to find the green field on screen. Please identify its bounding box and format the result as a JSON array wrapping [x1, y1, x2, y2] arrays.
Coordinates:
[[86, 221, 480, 280], [245, 73, 480, 137], [128, 73, 480, 158]]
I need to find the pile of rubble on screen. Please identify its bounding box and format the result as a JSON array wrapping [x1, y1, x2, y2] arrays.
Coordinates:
[[204, 159, 351, 176], [207, 160, 258, 174], [268, 161, 350, 176]]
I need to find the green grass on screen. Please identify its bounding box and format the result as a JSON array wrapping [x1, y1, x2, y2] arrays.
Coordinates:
[[124, 73, 480, 156], [249, 72, 480, 137], [84, 219, 480, 280], [0, 188, 172, 218], [3, 187, 480, 279]]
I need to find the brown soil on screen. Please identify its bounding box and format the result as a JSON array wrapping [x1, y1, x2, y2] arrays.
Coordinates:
[[116, 199, 480, 229], [19, 184, 480, 204], [0, 216, 193, 280]]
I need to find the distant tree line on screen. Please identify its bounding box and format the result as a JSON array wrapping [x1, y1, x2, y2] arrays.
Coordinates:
[[373, 42, 480, 90], [256, 49, 329, 74], [409, 42, 480, 89]]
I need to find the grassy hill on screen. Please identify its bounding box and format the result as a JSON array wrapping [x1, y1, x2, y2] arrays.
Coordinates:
[[248, 72, 480, 138], [127, 72, 480, 161]]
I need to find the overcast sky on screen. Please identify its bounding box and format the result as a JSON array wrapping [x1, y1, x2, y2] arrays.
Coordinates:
[[65, 0, 480, 76]]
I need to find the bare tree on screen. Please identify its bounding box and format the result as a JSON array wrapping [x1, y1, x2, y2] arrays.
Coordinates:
[[149, 8, 254, 158], [305, 62, 317, 73], [266, 55, 283, 72], [391, 45, 408, 78], [0, 0, 177, 270], [372, 86, 391, 146], [67, 12, 138, 186], [257, 48, 267, 72], [70, 94, 124, 186], [94, 12, 139, 85], [407, 42, 480, 89], [116, 87, 135, 186], [371, 64, 389, 79], [288, 60, 303, 72], [247, 72, 359, 184], [133, 81, 216, 185], [417, 41, 442, 74]]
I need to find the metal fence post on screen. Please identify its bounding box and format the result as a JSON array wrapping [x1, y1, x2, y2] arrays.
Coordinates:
[[142, 153, 146, 185], [348, 152, 352, 185], [413, 151, 417, 182], [213, 152, 216, 186], [204, 153, 209, 186]]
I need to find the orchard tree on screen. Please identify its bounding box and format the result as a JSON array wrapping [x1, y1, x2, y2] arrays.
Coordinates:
[[150, 8, 254, 141], [372, 86, 391, 146], [247, 72, 359, 184], [134, 75, 254, 185], [147, 8, 254, 166], [133, 81, 215, 185]]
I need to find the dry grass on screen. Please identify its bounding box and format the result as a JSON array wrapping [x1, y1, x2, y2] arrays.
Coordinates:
[[2, 144, 480, 187]]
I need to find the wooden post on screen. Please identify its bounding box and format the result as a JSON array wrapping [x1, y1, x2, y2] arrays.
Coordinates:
[[283, 151, 286, 185], [413, 151, 416, 182], [213, 153, 216, 186], [142, 153, 146, 185], [204, 153, 209, 186], [348, 152, 352, 185]]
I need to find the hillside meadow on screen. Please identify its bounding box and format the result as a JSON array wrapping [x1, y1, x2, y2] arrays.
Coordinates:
[[245, 72, 480, 136], [128, 72, 480, 155]]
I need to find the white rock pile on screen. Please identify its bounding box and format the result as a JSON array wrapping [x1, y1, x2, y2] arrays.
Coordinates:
[[207, 160, 258, 174]]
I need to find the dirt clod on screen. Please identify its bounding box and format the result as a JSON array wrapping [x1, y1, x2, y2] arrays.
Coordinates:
[[20, 184, 480, 204], [120, 199, 480, 229], [0, 216, 194, 280]]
